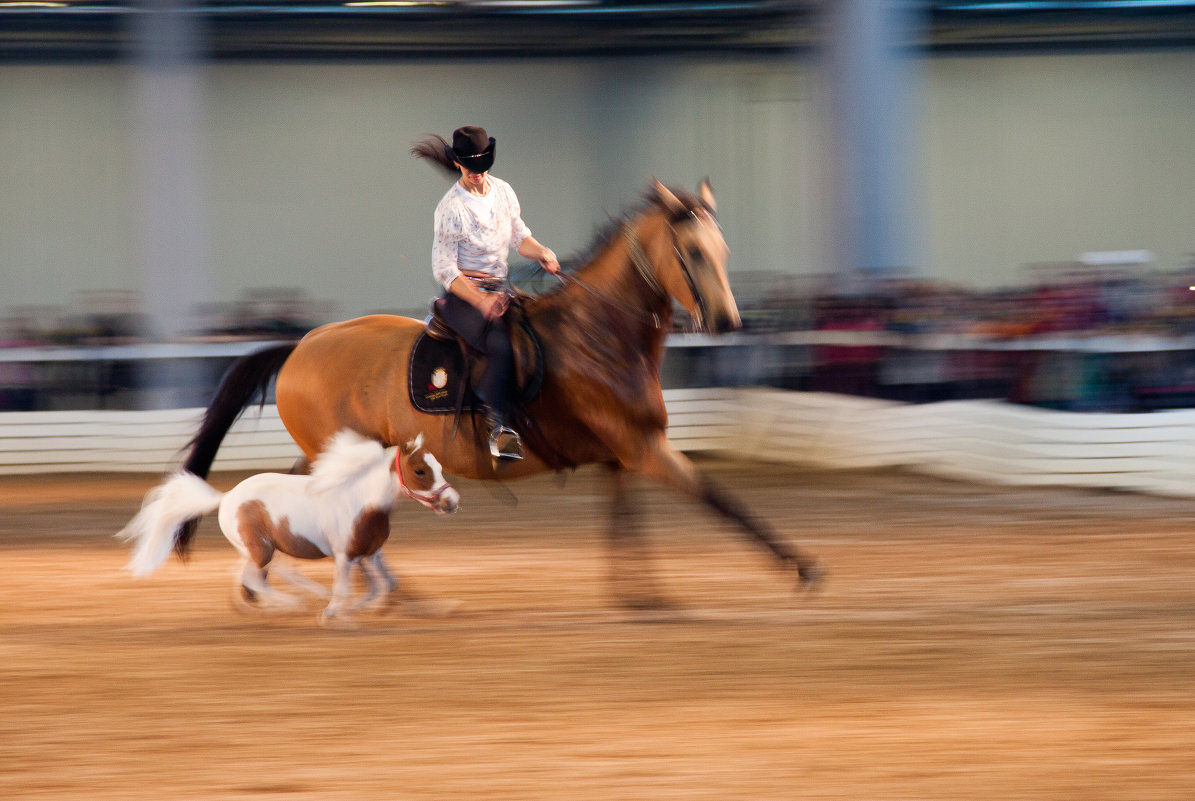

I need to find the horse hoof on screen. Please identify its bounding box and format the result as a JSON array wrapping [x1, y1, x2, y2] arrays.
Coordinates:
[[796, 560, 825, 593], [616, 594, 677, 612]]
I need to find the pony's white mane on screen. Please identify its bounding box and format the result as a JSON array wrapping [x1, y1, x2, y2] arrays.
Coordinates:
[[308, 429, 389, 494]]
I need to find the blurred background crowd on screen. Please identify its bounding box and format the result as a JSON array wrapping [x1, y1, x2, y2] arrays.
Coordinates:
[[6, 260, 1195, 413]]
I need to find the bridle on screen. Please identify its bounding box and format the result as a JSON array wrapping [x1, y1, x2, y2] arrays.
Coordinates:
[[395, 449, 453, 510], [626, 209, 711, 331]]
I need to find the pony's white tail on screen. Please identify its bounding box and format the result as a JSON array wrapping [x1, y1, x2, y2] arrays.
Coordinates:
[[117, 472, 224, 576]]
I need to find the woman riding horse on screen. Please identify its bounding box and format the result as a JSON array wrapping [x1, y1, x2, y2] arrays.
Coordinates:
[[411, 125, 561, 462], [175, 177, 821, 607]]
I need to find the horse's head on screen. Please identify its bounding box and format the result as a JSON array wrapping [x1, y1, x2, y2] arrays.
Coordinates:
[[646, 179, 742, 335], [396, 433, 460, 515]]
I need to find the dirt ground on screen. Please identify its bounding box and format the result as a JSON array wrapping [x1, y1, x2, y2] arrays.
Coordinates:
[[1, 458, 1194, 800]]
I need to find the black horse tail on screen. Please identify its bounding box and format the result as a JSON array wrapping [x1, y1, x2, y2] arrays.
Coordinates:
[[174, 342, 297, 558]]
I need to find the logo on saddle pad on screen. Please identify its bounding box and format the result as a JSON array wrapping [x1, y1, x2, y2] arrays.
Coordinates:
[[408, 329, 543, 415], [430, 368, 448, 390], [422, 366, 451, 404]]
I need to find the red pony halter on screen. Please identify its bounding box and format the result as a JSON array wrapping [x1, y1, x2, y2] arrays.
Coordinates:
[[395, 448, 452, 510]]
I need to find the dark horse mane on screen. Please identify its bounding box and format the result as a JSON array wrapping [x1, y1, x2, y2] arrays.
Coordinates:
[[526, 184, 711, 300]]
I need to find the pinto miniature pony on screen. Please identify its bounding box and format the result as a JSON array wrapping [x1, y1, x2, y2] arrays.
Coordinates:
[[119, 429, 459, 621]]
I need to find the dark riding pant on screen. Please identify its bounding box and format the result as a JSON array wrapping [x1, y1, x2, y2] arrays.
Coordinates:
[[438, 291, 515, 423]]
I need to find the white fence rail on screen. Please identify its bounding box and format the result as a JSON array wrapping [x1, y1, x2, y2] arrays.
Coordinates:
[[730, 388, 1195, 498], [3, 388, 1195, 500], [0, 406, 300, 475]]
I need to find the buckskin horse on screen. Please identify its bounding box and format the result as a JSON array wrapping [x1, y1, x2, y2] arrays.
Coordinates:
[[175, 180, 821, 607]]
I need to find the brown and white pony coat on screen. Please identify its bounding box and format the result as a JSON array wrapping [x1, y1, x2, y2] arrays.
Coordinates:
[[119, 429, 459, 621]]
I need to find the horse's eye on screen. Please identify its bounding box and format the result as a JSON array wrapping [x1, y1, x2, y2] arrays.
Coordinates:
[[414, 468, 427, 478]]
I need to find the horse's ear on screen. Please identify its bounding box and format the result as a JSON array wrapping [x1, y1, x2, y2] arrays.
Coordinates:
[[401, 432, 424, 456], [698, 178, 716, 213], [653, 178, 685, 216]]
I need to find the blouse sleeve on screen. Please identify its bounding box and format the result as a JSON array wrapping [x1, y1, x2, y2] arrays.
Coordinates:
[[432, 200, 464, 291], [504, 183, 532, 250]]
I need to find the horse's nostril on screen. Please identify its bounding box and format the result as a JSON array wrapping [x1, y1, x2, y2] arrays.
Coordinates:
[[714, 316, 742, 335]]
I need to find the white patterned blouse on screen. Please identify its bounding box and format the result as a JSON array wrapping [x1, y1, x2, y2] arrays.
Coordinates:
[[431, 176, 533, 291]]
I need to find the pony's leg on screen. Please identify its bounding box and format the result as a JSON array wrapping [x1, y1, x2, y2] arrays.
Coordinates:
[[270, 559, 331, 599], [225, 523, 304, 609], [235, 559, 303, 610], [320, 553, 357, 621], [236, 558, 270, 604], [352, 553, 398, 611], [629, 435, 822, 589], [604, 463, 670, 609]]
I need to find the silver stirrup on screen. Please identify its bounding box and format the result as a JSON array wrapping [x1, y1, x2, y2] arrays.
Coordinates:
[[489, 426, 524, 461]]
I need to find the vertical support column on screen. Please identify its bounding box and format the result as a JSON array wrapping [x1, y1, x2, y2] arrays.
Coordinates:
[[821, 0, 926, 289], [129, 0, 211, 407]]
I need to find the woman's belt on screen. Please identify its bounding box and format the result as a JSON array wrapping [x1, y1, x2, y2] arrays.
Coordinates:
[[460, 270, 506, 293]]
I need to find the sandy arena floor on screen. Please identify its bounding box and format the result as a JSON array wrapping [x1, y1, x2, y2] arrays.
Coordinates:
[[1, 458, 1194, 800]]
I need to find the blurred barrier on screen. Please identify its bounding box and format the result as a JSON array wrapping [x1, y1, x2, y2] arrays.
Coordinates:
[[0, 405, 299, 475], [0, 389, 733, 476], [4, 388, 1195, 501], [733, 388, 1195, 498]]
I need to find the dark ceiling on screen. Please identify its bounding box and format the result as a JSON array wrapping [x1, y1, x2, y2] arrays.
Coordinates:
[[3, 1, 1195, 61]]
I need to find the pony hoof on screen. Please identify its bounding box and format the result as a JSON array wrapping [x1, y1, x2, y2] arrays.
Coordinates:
[[319, 609, 359, 630], [231, 586, 259, 615], [354, 598, 387, 614], [401, 598, 463, 618]]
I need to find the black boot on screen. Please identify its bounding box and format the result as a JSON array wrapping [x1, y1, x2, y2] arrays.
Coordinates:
[[486, 412, 523, 461]]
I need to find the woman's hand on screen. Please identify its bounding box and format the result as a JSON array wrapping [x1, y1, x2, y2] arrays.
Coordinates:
[[449, 274, 507, 320], [519, 236, 561, 275], [538, 249, 561, 275], [479, 291, 509, 321]]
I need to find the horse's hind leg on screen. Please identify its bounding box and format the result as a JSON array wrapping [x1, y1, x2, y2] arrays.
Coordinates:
[[604, 463, 670, 610]]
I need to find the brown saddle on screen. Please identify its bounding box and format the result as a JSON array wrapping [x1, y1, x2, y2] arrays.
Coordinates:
[[409, 294, 544, 416]]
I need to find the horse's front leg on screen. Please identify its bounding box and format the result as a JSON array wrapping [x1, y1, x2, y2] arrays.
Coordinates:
[[628, 435, 822, 591], [604, 463, 670, 610]]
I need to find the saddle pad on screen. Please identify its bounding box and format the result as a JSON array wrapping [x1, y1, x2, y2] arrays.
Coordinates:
[[408, 332, 481, 415]]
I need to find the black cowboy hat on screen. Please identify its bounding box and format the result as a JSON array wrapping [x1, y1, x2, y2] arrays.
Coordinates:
[[446, 125, 496, 174]]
